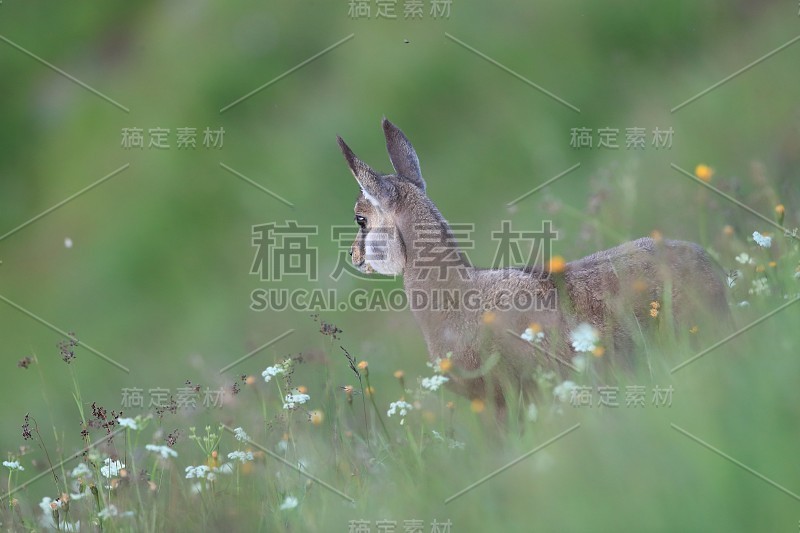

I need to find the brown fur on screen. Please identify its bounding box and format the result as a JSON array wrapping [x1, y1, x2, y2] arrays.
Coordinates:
[[338, 118, 731, 412]]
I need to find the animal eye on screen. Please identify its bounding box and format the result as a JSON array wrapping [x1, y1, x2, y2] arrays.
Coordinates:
[[355, 215, 367, 228]]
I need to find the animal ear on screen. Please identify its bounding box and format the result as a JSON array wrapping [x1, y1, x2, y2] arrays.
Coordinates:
[[337, 135, 392, 207], [382, 118, 425, 192]]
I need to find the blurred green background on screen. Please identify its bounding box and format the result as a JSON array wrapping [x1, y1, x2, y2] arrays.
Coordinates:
[[1, 1, 799, 530]]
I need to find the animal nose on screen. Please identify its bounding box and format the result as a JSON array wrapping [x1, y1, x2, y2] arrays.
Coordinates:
[[349, 249, 353, 256]]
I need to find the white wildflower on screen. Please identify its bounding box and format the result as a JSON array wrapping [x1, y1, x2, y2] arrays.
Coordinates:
[[521, 327, 544, 344], [184, 465, 211, 479], [748, 278, 770, 296], [70, 462, 92, 478], [98, 505, 118, 519], [39, 496, 61, 513], [100, 458, 124, 478], [262, 360, 290, 382], [553, 380, 577, 403], [283, 393, 310, 410], [387, 400, 413, 425], [752, 231, 771, 248], [431, 430, 465, 450], [227, 451, 254, 463], [279, 495, 299, 510], [117, 417, 138, 430], [39, 497, 79, 530], [449, 439, 466, 450], [233, 427, 249, 442], [64, 237, 73, 249], [145, 444, 178, 459], [735, 253, 754, 265], [97, 504, 133, 519], [426, 353, 452, 373], [538, 370, 557, 385], [3, 460, 23, 471], [526, 402, 539, 422], [570, 323, 599, 352], [737, 301, 750, 307], [421, 374, 449, 392]]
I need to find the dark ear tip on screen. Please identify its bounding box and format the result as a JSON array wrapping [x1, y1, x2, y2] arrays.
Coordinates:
[[337, 135, 356, 164], [382, 117, 395, 134]]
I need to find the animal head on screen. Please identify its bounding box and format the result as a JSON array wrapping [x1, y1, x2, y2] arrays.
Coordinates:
[[337, 118, 429, 276]]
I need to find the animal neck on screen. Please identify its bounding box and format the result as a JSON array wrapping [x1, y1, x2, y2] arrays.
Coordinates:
[[397, 196, 471, 293]]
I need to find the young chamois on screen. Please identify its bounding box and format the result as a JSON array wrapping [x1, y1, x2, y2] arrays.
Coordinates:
[[337, 118, 730, 414]]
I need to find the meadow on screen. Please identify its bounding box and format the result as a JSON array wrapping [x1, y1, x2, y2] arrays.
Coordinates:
[[1, 1, 799, 531]]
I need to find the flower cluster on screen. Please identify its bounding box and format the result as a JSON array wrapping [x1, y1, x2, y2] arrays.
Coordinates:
[[262, 360, 292, 383], [421, 375, 449, 392], [227, 450, 254, 463], [426, 354, 453, 374], [752, 231, 771, 248], [71, 462, 92, 478], [279, 495, 299, 510], [118, 417, 138, 430], [553, 381, 577, 403], [283, 392, 311, 410], [185, 465, 212, 479], [521, 323, 544, 344], [431, 430, 466, 450], [100, 458, 124, 478], [570, 323, 599, 352], [145, 444, 178, 459], [57, 333, 79, 364], [749, 278, 771, 296], [3, 460, 24, 471], [233, 427, 249, 442], [387, 400, 414, 425]]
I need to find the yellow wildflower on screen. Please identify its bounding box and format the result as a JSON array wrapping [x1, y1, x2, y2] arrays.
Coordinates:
[[548, 255, 566, 274], [470, 399, 485, 413], [694, 164, 713, 181]]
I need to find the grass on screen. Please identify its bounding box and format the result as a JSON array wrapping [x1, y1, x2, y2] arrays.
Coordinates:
[[1, 162, 798, 532], [1, 3, 799, 531]]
